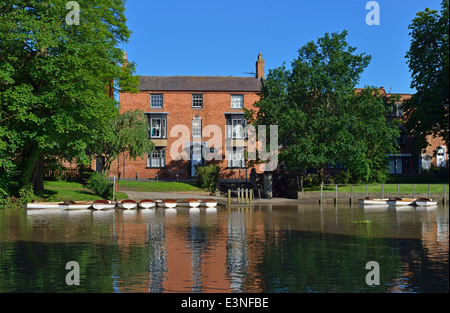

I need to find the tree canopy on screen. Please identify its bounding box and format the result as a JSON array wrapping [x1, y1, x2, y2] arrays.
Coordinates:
[[0, 0, 139, 194], [246, 30, 400, 183], [404, 0, 449, 152]]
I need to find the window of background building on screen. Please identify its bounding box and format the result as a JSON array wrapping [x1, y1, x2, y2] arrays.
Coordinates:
[[149, 115, 167, 138], [192, 94, 203, 108], [192, 116, 202, 138], [147, 149, 165, 168], [232, 119, 245, 139], [231, 95, 243, 109], [228, 147, 245, 168], [150, 94, 163, 108]]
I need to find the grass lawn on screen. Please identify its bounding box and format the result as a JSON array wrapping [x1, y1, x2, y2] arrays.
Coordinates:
[[39, 181, 128, 201], [36, 180, 203, 201], [116, 180, 203, 192], [304, 183, 449, 194]]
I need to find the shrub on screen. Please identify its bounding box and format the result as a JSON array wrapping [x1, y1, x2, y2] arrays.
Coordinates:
[[86, 172, 113, 199], [18, 184, 35, 204], [196, 164, 220, 195]]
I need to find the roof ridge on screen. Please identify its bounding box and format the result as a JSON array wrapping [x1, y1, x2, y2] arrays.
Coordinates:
[[140, 75, 258, 79]]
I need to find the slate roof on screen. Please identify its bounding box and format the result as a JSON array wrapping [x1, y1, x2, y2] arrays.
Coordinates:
[[138, 76, 262, 92]]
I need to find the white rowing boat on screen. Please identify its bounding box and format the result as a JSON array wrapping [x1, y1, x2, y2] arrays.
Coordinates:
[[117, 199, 137, 210], [157, 199, 177, 208], [358, 198, 389, 206], [138, 199, 156, 209], [92, 199, 116, 210], [25, 201, 94, 210], [201, 199, 217, 207], [414, 198, 438, 206], [386, 197, 417, 206], [182, 198, 201, 208]]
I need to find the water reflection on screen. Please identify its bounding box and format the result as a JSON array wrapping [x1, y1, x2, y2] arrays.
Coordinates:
[[0, 203, 448, 293]]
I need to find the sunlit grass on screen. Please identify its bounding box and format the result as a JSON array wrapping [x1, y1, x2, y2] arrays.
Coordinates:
[[116, 180, 203, 192], [304, 184, 449, 194]]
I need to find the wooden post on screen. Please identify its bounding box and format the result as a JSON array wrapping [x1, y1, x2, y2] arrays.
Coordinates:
[[350, 184, 353, 204], [397, 184, 400, 197], [228, 189, 231, 205], [444, 184, 447, 205], [428, 184, 431, 199], [412, 184, 415, 198], [320, 182, 323, 204], [381, 183, 384, 199], [366, 184, 368, 197], [250, 188, 253, 205], [335, 184, 338, 204], [245, 188, 249, 204], [237, 188, 241, 203], [113, 176, 116, 200]]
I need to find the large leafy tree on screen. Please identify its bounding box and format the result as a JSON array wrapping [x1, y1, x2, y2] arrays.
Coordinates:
[[0, 0, 139, 193], [246, 31, 400, 183], [404, 0, 449, 153]]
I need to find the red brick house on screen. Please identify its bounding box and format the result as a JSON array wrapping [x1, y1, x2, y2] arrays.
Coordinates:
[[108, 53, 265, 180]]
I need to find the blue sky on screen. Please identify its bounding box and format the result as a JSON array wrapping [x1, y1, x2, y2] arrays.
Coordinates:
[[120, 0, 443, 94]]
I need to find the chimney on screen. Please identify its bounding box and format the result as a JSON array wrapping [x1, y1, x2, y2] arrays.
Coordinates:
[[256, 52, 265, 79], [122, 51, 129, 67]]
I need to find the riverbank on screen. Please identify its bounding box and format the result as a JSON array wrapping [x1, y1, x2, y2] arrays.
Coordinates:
[[14, 180, 449, 205]]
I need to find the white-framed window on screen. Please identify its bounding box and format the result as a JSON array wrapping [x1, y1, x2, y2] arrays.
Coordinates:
[[232, 119, 245, 139], [436, 146, 447, 167], [192, 116, 202, 138], [231, 94, 244, 109], [192, 94, 203, 108], [228, 147, 245, 168], [147, 149, 165, 168], [150, 116, 167, 138], [150, 94, 163, 108], [389, 102, 403, 117]]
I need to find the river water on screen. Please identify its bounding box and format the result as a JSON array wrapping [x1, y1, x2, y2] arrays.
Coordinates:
[[0, 203, 448, 293]]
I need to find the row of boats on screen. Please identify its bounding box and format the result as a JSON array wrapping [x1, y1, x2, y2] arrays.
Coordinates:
[[358, 197, 438, 207], [25, 198, 218, 210]]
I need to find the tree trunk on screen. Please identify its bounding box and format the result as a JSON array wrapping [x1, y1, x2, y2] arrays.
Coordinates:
[[31, 155, 44, 193], [18, 147, 42, 191]]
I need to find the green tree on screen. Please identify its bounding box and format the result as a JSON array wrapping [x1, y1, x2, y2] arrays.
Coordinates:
[[89, 110, 155, 176], [0, 0, 138, 194], [404, 0, 449, 153], [246, 31, 400, 184]]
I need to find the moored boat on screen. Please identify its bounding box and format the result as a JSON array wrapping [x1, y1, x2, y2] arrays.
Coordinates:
[[157, 199, 177, 208], [117, 199, 137, 210], [358, 197, 389, 206], [386, 197, 416, 206], [60, 200, 94, 210], [25, 201, 61, 209], [138, 199, 156, 209], [184, 198, 201, 208], [92, 199, 116, 210], [202, 198, 217, 208], [25, 201, 94, 210], [414, 198, 438, 206]]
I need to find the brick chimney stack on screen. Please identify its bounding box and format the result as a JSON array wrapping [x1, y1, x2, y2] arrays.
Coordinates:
[[122, 51, 129, 67], [256, 52, 265, 79]]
